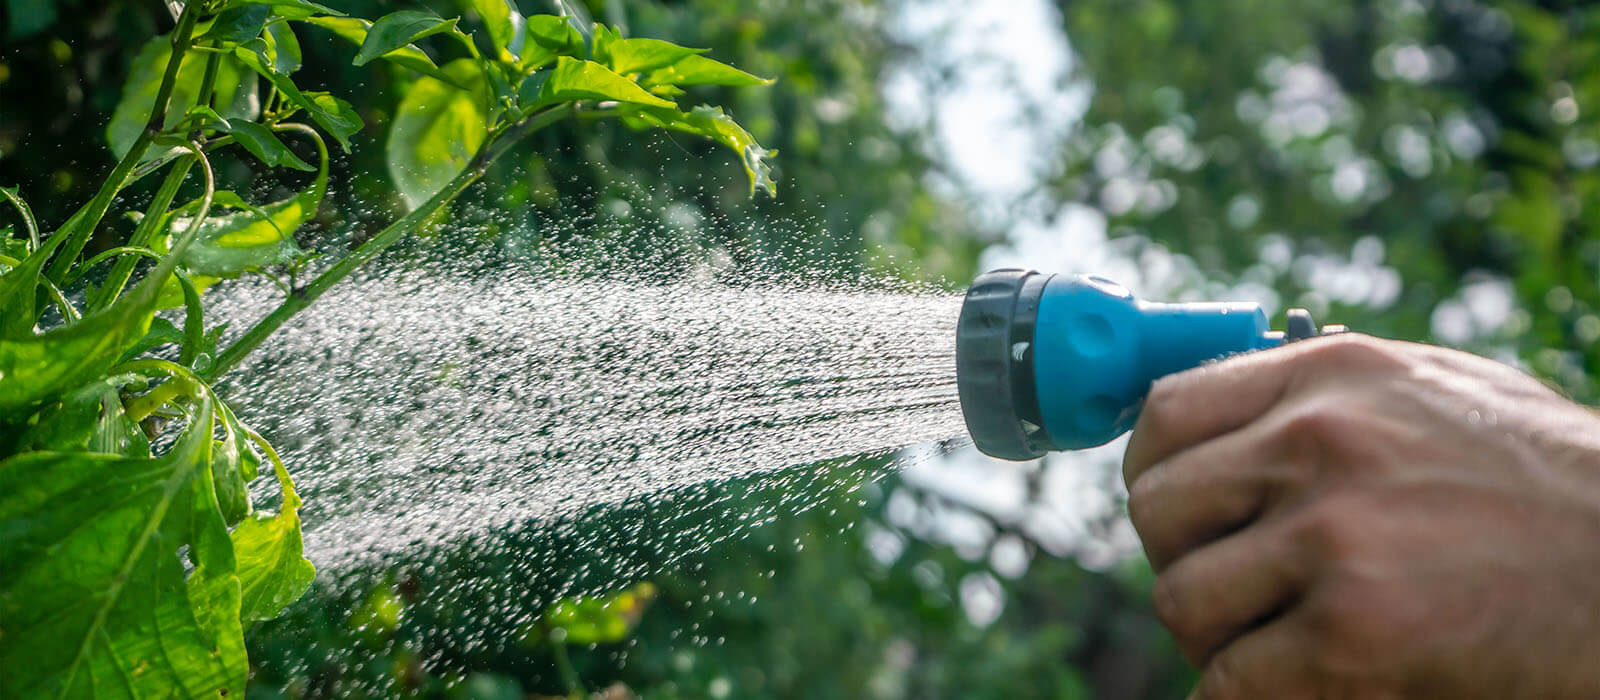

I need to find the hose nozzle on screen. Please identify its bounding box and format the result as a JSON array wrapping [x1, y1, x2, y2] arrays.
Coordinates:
[[956, 269, 1341, 460]]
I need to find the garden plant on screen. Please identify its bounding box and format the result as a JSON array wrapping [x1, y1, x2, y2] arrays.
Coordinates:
[[0, 0, 772, 695]]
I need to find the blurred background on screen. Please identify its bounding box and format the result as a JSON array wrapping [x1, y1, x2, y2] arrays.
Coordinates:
[[3, 0, 1598, 697]]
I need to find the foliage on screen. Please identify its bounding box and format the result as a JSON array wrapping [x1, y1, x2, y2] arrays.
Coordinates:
[[0, 0, 771, 696]]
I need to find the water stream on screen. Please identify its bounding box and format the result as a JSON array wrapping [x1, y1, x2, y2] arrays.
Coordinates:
[[215, 265, 969, 569]]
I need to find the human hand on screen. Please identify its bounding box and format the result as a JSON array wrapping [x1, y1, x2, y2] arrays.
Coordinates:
[[1121, 334, 1600, 699]]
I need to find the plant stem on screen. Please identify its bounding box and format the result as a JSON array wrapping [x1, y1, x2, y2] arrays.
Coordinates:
[[550, 640, 582, 696], [194, 39, 224, 116], [89, 156, 196, 310], [203, 104, 577, 381], [124, 376, 192, 423], [46, 2, 202, 284]]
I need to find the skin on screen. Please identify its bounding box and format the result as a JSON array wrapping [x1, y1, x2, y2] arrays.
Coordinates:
[[1120, 333, 1600, 699]]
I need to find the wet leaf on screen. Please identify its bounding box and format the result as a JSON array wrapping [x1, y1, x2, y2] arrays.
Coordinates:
[[0, 220, 65, 335], [233, 40, 363, 150], [643, 54, 774, 87], [537, 56, 676, 109], [263, 19, 303, 74], [119, 316, 186, 363], [1, 185, 38, 250], [305, 16, 463, 87], [155, 272, 220, 311], [0, 398, 247, 698], [0, 281, 160, 413], [204, 4, 270, 44], [551, 0, 594, 54], [356, 11, 461, 67], [387, 59, 489, 210], [620, 104, 776, 196], [519, 13, 584, 69], [231, 438, 314, 622], [234, 0, 344, 20], [15, 374, 149, 456], [470, 0, 526, 57], [169, 182, 322, 279], [594, 24, 705, 76], [221, 120, 316, 171], [207, 401, 254, 526]]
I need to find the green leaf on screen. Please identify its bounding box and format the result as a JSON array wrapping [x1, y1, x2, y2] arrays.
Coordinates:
[[537, 56, 676, 109], [15, 374, 149, 456], [155, 273, 220, 311], [172, 197, 310, 277], [230, 439, 314, 622], [304, 16, 464, 88], [1, 185, 38, 249], [0, 280, 160, 413], [519, 13, 585, 69], [594, 24, 705, 76], [0, 397, 247, 698], [107, 34, 261, 160], [551, 0, 595, 55], [119, 317, 186, 363], [169, 143, 326, 278], [263, 19, 303, 74], [0, 229, 66, 336], [620, 104, 777, 196], [643, 54, 774, 87], [223, 120, 317, 171], [470, 0, 526, 57], [206, 400, 255, 525], [204, 4, 271, 44], [233, 41, 364, 150], [355, 11, 461, 67], [387, 59, 490, 210], [234, 0, 345, 20], [1, 227, 26, 262], [538, 582, 657, 645], [302, 91, 364, 149]]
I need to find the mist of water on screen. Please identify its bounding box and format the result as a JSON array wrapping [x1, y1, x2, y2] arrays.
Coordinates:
[[214, 264, 968, 569]]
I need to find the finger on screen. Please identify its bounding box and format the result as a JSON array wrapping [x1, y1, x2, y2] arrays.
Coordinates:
[[1126, 420, 1300, 570], [1153, 520, 1306, 666], [1190, 613, 1316, 700], [1123, 333, 1383, 486]]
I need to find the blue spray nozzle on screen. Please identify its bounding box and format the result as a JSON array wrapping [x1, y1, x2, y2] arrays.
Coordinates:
[[955, 269, 1339, 460]]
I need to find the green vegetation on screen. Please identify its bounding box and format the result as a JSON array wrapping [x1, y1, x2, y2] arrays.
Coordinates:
[[3, 0, 1597, 698], [0, 0, 770, 695]]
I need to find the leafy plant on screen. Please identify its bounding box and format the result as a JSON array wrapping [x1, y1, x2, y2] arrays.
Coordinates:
[[0, 0, 773, 696], [528, 582, 658, 697]]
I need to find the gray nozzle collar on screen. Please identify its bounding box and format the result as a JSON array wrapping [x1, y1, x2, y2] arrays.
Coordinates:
[[956, 269, 1054, 460]]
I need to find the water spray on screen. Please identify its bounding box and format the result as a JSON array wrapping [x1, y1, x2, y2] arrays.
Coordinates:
[[956, 269, 1344, 460]]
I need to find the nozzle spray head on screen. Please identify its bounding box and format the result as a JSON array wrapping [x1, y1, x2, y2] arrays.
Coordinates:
[[955, 269, 1340, 460]]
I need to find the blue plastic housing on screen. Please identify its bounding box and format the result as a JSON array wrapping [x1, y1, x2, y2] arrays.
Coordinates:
[[1032, 275, 1285, 449]]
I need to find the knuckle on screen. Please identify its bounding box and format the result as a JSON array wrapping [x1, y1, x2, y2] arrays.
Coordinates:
[[1299, 333, 1406, 371], [1289, 496, 1370, 562], [1273, 401, 1366, 458], [1283, 402, 1355, 441]]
